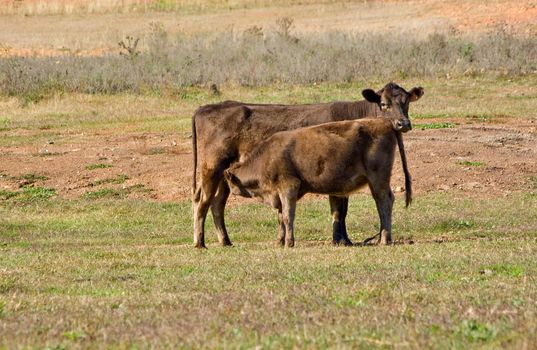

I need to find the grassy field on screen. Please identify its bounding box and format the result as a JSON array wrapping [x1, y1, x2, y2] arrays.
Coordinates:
[[1, 0, 537, 347], [1, 194, 536, 348], [1, 74, 537, 348]]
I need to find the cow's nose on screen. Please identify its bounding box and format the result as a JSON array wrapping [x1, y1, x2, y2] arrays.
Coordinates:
[[396, 119, 412, 132]]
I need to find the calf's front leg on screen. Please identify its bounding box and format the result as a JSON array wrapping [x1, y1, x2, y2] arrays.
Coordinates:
[[369, 181, 394, 245], [373, 186, 394, 245]]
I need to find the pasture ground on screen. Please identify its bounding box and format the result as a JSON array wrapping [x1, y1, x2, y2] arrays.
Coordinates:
[[1, 0, 537, 348], [1, 75, 537, 349]]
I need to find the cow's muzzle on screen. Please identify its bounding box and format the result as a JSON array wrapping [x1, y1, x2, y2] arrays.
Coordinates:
[[393, 119, 412, 133]]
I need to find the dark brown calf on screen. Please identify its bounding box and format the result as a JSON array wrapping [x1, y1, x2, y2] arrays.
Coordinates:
[[224, 118, 412, 247]]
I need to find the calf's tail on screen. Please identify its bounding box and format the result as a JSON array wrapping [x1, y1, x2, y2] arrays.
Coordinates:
[[395, 131, 412, 207]]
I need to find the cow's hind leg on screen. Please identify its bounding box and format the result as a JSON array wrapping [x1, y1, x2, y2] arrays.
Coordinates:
[[210, 179, 233, 246], [193, 170, 222, 249], [329, 196, 353, 246], [368, 181, 394, 245]]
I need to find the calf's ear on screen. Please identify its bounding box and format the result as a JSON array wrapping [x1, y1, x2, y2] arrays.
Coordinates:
[[224, 170, 240, 186], [409, 87, 424, 102], [224, 170, 233, 183], [362, 89, 381, 104]]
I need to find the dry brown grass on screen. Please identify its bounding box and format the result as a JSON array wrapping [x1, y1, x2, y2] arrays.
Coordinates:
[[0, 0, 536, 55]]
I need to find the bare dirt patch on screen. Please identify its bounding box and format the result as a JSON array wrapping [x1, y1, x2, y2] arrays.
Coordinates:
[[1, 117, 536, 202]]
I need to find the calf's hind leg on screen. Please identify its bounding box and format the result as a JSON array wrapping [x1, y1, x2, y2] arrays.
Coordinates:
[[279, 190, 298, 248], [329, 196, 353, 246], [277, 209, 286, 246], [368, 181, 394, 245], [210, 179, 233, 246]]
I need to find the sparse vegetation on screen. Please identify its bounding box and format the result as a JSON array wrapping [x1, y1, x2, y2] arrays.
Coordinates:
[[82, 188, 123, 199], [85, 163, 113, 170], [0, 186, 57, 202], [82, 184, 150, 199], [458, 161, 485, 167], [416, 122, 456, 130], [1, 27, 536, 101], [93, 174, 129, 186]]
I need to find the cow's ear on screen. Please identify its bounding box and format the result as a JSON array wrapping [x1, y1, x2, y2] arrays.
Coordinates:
[[409, 87, 424, 102], [362, 89, 381, 104]]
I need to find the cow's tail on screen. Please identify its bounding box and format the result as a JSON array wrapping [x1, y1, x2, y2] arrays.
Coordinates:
[[395, 131, 412, 207], [192, 113, 198, 200]]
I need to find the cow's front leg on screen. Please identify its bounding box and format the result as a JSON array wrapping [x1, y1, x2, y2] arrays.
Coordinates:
[[280, 191, 297, 248], [329, 196, 353, 246], [369, 182, 394, 245], [210, 179, 233, 246]]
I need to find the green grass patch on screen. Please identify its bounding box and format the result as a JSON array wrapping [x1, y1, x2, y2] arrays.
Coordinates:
[[433, 219, 474, 232], [85, 163, 113, 170], [458, 160, 485, 167], [93, 174, 129, 186], [0, 189, 19, 200], [529, 176, 537, 189], [415, 122, 456, 130], [19, 186, 57, 201], [459, 320, 497, 343], [483, 263, 525, 278], [14, 173, 48, 183], [82, 188, 123, 199], [0, 116, 11, 131], [1, 186, 56, 202], [466, 114, 495, 123]]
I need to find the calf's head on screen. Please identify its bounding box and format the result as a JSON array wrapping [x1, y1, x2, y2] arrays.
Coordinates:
[[224, 167, 256, 198], [362, 82, 424, 132]]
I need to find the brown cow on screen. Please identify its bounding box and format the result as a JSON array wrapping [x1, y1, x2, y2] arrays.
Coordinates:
[[192, 83, 423, 248], [224, 117, 412, 247]]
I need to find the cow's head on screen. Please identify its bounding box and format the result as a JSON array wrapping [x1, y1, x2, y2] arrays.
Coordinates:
[[362, 82, 424, 133]]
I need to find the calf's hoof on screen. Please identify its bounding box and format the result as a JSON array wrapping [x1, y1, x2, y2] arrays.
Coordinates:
[[194, 242, 207, 249], [276, 239, 285, 247], [220, 238, 233, 247]]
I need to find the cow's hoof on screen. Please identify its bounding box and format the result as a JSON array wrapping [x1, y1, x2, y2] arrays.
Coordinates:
[[379, 238, 392, 246], [194, 243, 207, 249], [332, 239, 353, 246], [285, 240, 295, 248], [276, 239, 285, 247]]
